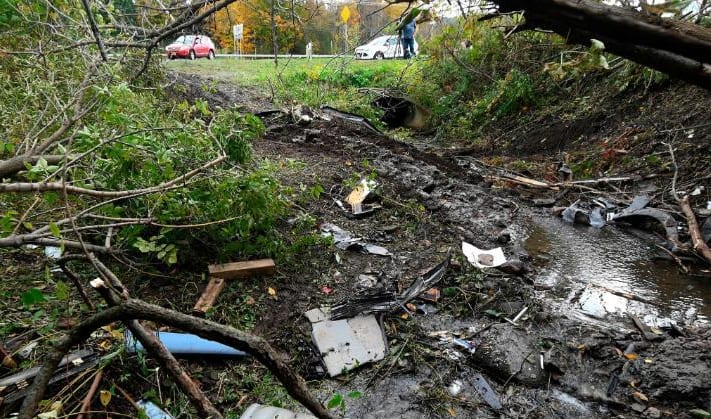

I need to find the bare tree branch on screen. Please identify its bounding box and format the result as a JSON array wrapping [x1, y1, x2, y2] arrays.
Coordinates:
[[0, 156, 227, 197], [19, 298, 334, 419], [80, 0, 108, 61]]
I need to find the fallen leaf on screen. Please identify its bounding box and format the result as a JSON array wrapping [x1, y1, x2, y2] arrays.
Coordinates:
[[400, 313, 409, 320], [624, 352, 639, 360], [612, 347, 623, 357], [650, 327, 663, 335], [321, 285, 334, 295], [99, 390, 112, 407], [406, 303, 417, 311], [98, 340, 112, 351], [446, 406, 457, 417], [576, 344, 586, 351], [632, 391, 649, 402], [267, 287, 277, 297]]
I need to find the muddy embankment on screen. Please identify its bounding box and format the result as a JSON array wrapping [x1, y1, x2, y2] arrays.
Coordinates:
[[177, 72, 711, 419]]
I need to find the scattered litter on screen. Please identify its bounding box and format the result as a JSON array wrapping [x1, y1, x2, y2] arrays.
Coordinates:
[[612, 208, 679, 245], [630, 315, 665, 342], [448, 379, 463, 396], [558, 199, 614, 228], [137, 400, 174, 419], [356, 274, 378, 289], [345, 178, 379, 215], [452, 338, 476, 354], [15, 341, 38, 359], [618, 195, 651, 217], [44, 246, 62, 259], [320, 105, 381, 134], [462, 242, 506, 269], [240, 403, 316, 419], [472, 373, 502, 410], [428, 329, 478, 355], [304, 308, 386, 377], [196, 260, 276, 314], [557, 163, 573, 181], [321, 223, 391, 256], [418, 287, 441, 303], [208, 259, 276, 280], [125, 331, 247, 356], [503, 306, 529, 326], [0, 350, 98, 405], [330, 251, 451, 319]]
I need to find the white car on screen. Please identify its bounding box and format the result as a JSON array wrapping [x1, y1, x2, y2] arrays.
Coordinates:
[[354, 35, 418, 60]]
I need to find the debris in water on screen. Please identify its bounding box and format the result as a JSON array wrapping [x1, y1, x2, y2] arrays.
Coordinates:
[[472, 373, 502, 410], [462, 242, 506, 269], [630, 315, 665, 342], [304, 308, 387, 377], [612, 208, 679, 245]]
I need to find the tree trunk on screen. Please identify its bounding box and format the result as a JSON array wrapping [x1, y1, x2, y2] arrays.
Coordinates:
[[489, 0, 711, 89], [271, 0, 278, 67]]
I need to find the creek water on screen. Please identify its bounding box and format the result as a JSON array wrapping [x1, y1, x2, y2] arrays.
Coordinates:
[[525, 215, 711, 326]]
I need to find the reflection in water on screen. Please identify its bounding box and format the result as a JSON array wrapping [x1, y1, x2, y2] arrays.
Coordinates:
[[525, 216, 710, 324]]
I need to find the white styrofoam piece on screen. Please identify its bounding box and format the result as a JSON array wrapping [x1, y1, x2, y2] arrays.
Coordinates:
[[306, 309, 386, 377], [462, 241, 507, 269]]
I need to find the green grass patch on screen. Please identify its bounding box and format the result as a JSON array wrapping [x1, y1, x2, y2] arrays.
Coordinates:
[[165, 57, 415, 122]]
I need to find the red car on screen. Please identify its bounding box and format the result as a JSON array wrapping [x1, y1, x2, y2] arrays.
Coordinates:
[[165, 35, 216, 60]]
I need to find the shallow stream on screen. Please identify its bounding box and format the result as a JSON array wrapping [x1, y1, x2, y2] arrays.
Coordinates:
[[525, 215, 711, 326]]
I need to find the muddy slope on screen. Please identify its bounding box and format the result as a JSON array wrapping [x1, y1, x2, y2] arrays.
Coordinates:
[[173, 73, 711, 419]]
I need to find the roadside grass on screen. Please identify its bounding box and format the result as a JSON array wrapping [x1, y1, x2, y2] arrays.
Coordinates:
[[164, 57, 417, 121]]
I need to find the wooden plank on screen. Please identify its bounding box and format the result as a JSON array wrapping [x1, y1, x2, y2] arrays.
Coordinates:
[[192, 277, 227, 315], [208, 259, 276, 280]]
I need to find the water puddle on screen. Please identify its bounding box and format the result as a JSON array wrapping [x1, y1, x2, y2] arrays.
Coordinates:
[[525, 216, 711, 326]]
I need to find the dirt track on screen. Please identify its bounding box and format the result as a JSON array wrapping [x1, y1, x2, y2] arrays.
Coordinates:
[[174, 72, 711, 418]]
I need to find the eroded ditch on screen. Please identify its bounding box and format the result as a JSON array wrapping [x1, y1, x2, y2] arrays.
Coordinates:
[[178, 74, 711, 418]]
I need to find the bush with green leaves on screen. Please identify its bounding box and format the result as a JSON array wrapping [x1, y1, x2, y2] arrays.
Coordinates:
[[0, 5, 287, 265]]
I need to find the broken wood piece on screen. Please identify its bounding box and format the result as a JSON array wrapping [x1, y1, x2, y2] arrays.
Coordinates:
[[192, 277, 227, 315], [485, 174, 559, 190], [680, 195, 711, 265], [630, 315, 664, 342], [208, 259, 276, 280]]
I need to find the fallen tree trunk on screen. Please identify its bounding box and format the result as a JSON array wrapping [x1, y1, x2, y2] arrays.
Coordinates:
[[488, 0, 711, 90]]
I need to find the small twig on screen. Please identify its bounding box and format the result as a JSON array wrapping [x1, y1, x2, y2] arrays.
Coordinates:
[[655, 244, 689, 273], [663, 142, 680, 202], [57, 259, 96, 310], [77, 369, 103, 419]]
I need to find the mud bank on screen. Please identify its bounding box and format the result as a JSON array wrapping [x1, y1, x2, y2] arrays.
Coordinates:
[[173, 73, 711, 418]]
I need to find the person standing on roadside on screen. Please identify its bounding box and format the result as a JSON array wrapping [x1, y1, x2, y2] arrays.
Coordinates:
[[401, 18, 416, 59], [306, 41, 313, 60]]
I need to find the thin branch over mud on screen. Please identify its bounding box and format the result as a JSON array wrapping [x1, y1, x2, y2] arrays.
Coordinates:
[[19, 299, 333, 419]]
